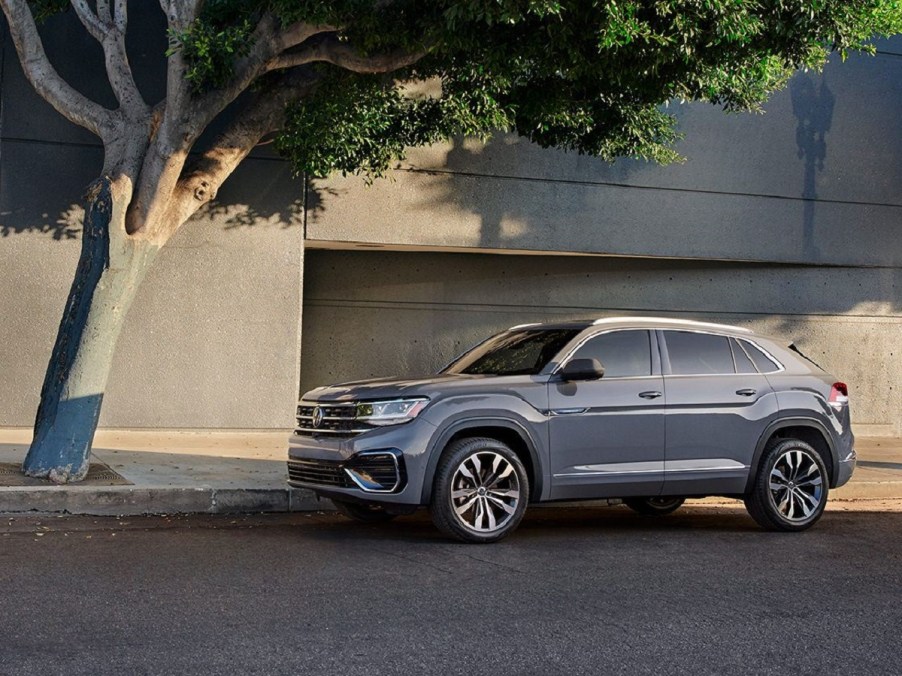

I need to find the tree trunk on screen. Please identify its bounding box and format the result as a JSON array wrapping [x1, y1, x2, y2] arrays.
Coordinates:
[[23, 178, 158, 483]]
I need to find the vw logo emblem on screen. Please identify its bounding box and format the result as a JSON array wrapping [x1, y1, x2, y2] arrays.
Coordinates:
[[312, 406, 324, 428]]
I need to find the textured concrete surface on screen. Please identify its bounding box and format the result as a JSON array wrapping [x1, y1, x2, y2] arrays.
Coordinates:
[[302, 250, 902, 435], [1, 508, 901, 674]]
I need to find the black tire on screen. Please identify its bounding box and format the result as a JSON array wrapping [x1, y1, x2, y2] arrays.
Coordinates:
[[430, 437, 529, 544], [624, 496, 685, 516], [744, 438, 829, 532], [332, 499, 397, 524]]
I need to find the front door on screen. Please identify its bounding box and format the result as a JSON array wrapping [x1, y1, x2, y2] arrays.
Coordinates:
[[548, 329, 666, 500]]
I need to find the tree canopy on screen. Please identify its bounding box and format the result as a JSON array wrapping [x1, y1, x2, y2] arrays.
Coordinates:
[[26, 0, 902, 179]]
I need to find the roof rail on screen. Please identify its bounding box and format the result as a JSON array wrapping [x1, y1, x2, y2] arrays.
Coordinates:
[[591, 316, 753, 334]]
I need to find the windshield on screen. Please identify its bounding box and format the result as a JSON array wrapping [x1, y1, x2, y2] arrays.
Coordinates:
[[444, 329, 581, 376]]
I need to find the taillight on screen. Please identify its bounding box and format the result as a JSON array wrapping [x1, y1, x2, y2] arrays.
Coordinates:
[[829, 382, 849, 410]]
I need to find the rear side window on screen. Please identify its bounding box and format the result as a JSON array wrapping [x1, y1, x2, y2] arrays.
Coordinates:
[[740, 340, 781, 373], [730, 338, 758, 374], [664, 331, 734, 375], [569, 330, 651, 377]]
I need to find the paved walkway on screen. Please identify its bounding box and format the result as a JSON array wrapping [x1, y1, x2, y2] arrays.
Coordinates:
[[0, 428, 900, 516]]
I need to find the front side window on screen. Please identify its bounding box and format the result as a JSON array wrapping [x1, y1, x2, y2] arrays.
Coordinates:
[[567, 330, 652, 378], [444, 329, 580, 376], [664, 331, 735, 375]]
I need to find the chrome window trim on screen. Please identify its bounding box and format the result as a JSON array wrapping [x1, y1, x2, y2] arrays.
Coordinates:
[[737, 338, 785, 374], [657, 328, 786, 376], [551, 328, 657, 378]]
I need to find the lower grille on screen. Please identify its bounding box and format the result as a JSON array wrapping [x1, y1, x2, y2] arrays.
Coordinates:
[[287, 452, 406, 493], [287, 459, 350, 488]]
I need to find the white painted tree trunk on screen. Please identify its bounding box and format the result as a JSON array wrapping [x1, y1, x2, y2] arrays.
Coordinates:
[[23, 179, 158, 483]]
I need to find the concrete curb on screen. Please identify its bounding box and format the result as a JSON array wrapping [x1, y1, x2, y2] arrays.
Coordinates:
[[0, 486, 324, 516]]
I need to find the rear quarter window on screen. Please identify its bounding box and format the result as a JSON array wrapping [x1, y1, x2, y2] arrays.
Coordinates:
[[739, 340, 782, 373]]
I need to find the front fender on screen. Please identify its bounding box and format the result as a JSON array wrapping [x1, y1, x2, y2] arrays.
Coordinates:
[[418, 400, 549, 504]]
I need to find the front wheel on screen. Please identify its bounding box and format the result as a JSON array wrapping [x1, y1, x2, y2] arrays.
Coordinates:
[[624, 496, 685, 516], [430, 437, 529, 544], [332, 499, 397, 524], [744, 438, 829, 531]]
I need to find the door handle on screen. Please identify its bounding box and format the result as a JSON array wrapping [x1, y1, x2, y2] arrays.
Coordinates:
[[736, 388, 757, 397], [638, 391, 663, 400]]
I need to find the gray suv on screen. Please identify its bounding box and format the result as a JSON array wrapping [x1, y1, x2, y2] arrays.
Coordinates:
[[287, 317, 855, 543]]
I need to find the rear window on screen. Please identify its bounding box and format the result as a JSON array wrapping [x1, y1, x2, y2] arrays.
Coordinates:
[[664, 331, 734, 375]]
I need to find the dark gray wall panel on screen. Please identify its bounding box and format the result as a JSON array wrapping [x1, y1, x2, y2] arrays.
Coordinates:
[[302, 250, 902, 434]]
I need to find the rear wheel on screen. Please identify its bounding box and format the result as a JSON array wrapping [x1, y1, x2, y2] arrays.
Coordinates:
[[332, 499, 397, 524], [624, 496, 685, 516], [744, 438, 829, 531], [430, 437, 529, 544]]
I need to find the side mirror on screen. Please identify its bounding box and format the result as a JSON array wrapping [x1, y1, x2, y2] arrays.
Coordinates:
[[559, 358, 605, 381]]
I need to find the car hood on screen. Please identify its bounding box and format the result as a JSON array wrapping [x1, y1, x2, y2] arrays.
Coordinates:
[[302, 373, 491, 402]]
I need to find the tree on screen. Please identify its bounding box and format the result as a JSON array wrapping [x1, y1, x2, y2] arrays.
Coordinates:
[[2, 0, 899, 483]]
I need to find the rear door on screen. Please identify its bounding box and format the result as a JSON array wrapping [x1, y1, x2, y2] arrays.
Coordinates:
[[548, 329, 666, 500], [659, 330, 778, 495]]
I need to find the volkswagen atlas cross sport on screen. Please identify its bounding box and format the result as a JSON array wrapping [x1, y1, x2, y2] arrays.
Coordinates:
[[287, 317, 855, 543]]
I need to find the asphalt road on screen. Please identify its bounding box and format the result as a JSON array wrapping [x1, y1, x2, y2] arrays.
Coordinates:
[[1, 505, 900, 675]]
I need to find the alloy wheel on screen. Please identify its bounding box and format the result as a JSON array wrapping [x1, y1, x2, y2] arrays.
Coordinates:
[[450, 451, 521, 533], [768, 449, 824, 521]]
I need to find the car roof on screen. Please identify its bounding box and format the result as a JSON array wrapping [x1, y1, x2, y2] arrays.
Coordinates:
[[508, 316, 754, 335]]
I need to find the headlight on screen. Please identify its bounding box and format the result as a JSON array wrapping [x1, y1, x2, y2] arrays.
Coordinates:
[[356, 398, 429, 426]]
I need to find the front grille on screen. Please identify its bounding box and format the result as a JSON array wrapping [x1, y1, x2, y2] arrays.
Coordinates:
[[287, 458, 350, 488], [295, 402, 369, 436], [287, 452, 406, 493]]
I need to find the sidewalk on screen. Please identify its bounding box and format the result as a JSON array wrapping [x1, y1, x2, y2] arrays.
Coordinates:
[[0, 429, 321, 516], [1, 428, 900, 516]]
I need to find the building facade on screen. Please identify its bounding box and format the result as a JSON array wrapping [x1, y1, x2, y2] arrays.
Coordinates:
[[1, 11, 900, 435]]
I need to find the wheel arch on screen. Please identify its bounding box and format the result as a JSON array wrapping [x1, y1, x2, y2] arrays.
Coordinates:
[[420, 418, 544, 504], [746, 417, 838, 492]]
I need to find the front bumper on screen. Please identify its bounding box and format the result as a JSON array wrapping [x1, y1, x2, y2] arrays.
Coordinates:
[[286, 418, 437, 506]]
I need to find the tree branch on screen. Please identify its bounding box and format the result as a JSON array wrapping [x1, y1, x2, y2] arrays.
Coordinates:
[[72, 0, 146, 116], [70, 0, 106, 41], [130, 0, 207, 234], [160, 71, 319, 238], [267, 36, 428, 74], [0, 0, 112, 137], [113, 0, 127, 34], [97, 0, 112, 24]]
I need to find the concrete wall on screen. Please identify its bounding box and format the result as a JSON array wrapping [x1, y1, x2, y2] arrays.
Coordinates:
[[0, 10, 305, 430], [308, 40, 902, 267], [302, 250, 902, 436]]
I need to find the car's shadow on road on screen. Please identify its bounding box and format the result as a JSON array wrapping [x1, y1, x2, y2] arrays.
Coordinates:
[[291, 503, 776, 547]]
